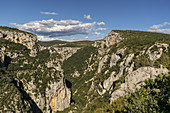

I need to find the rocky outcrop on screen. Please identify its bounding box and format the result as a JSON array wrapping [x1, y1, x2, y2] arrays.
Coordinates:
[[104, 31, 123, 47], [0, 29, 37, 50], [53, 47, 80, 61], [0, 47, 5, 68], [103, 71, 117, 90], [111, 66, 169, 102], [49, 77, 71, 112], [110, 48, 126, 67], [146, 43, 169, 61], [98, 55, 109, 73], [25, 77, 71, 112]]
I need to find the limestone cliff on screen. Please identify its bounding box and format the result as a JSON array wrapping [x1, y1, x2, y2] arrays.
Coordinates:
[[49, 77, 71, 111], [0, 28, 37, 49], [0, 27, 72, 113], [104, 30, 123, 47], [0, 27, 170, 113]]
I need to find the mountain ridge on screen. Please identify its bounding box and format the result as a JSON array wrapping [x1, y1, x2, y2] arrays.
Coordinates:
[[0, 26, 169, 112]]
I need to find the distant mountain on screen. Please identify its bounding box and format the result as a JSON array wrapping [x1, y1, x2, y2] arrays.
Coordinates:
[[0, 26, 169, 113], [38, 40, 68, 47]]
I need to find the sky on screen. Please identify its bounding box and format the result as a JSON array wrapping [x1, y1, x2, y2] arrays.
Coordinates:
[[0, 0, 170, 41]]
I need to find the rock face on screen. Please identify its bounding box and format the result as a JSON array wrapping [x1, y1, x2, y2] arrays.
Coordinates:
[[0, 47, 5, 68], [146, 43, 169, 61], [103, 71, 116, 90], [98, 55, 108, 73], [1, 28, 170, 112], [110, 48, 126, 67], [0, 29, 37, 49], [104, 31, 123, 47], [111, 66, 169, 102], [49, 77, 71, 111]]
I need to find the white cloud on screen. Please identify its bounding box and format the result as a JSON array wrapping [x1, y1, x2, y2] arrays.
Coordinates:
[[71, 36, 89, 41], [150, 22, 170, 30], [71, 33, 104, 41], [148, 22, 170, 34], [92, 32, 101, 35], [96, 28, 107, 31], [40, 11, 57, 15], [10, 23, 19, 26], [148, 29, 170, 34], [84, 14, 91, 19], [97, 22, 105, 26], [37, 36, 56, 41], [10, 19, 96, 37]]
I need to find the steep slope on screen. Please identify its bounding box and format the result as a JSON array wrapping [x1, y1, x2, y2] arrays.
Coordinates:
[[0, 26, 170, 113], [0, 27, 76, 113], [60, 30, 170, 113]]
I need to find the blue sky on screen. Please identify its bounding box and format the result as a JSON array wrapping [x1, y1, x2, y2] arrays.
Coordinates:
[[0, 0, 170, 41]]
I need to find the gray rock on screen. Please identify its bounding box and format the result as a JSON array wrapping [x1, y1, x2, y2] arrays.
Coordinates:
[[98, 55, 109, 73], [0, 29, 37, 50], [104, 31, 123, 47], [49, 77, 71, 111], [111, 66, 169, 102], [110, 48, 126, 67], [146, 43, 169, 61], [103, 71, 117, 90], [110, 54, 120, 67]]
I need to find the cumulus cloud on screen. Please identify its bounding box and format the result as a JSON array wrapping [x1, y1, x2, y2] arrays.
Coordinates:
[[10, 23, 19, 26], [37, 36, 56, 41], [149, 22, 170, 34], [10, 19, 96, 37], [96, 28, 107, 31], [97, 22, 105, 26], [40, 11, 57, 15], [71, 36, 89, 40], [149, 22, 170, 29], [84, 14, 91, 19], [71, 33, 104, 41], [92, 32, 101, 35]]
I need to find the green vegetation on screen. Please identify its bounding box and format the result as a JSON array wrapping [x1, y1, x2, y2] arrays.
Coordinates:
[[38, 40, 68, 47], [38, 40, 94, 47], [108, 74, 170, 113], [57, 40, 94, 47], [0, 39, 29, 52], [85, 92, 111, 112], [1, 29, 170, 112], [112, 30, 170, 53], [0, 38, 61, 112], [63, 46, 97, 76], [157, 52, 170, 70], [133, 55, 153, 70]]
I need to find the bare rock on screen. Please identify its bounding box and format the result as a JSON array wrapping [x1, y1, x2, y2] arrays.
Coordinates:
[[0, 29, 37, 50], [49, 78, 71, 111], [146, 43, 169, 61], [98, 55, 109, 73], [103, 71, 117, 90], [104, 31, 123, 47], [111, 66, 169, 102], [110, 54, 120, 67]]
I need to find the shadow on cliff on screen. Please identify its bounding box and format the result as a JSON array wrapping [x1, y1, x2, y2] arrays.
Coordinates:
[[4, 55, 12, 69], [65, 79, 72, 88], [12, 79, 42, 113], [65, 79, 75, 104]]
